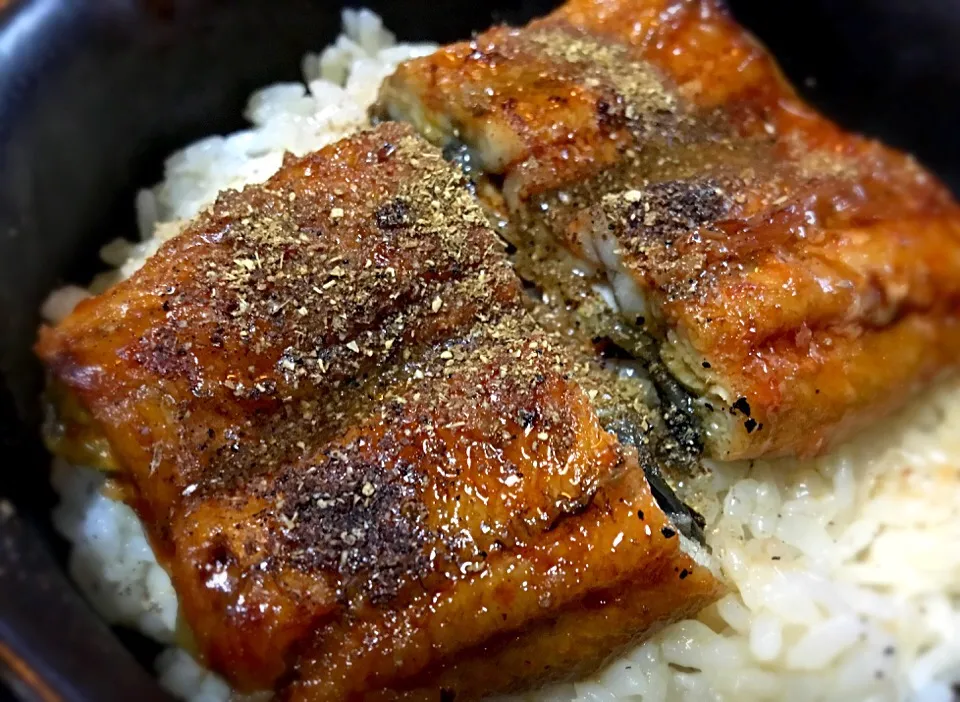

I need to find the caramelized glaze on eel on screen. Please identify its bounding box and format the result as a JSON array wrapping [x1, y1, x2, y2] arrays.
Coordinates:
[[36, 124, 719, 700], [374, 0, 960, 460]]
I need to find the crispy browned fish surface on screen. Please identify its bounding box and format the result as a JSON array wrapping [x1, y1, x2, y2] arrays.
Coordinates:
[[374, 0, 960, 460], [36, 124, 720, 700]]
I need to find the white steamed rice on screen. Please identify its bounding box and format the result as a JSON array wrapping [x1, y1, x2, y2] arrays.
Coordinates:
[[41, 9, 960, 702]]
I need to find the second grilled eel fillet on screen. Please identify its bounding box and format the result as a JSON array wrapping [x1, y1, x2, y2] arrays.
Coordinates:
[[373, 0, 960, 460], [36, 124, 720, 701]]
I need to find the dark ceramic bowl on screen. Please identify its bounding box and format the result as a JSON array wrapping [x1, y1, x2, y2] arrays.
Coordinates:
[[2, 1, 959, 700]]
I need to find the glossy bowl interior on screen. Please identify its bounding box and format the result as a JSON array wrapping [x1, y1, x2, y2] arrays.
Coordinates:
[[2, 0, 960, 699]]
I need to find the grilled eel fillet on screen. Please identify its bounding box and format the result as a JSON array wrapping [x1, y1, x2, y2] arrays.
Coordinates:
[[36, 124, 721, 701], [373, 0, 960, 461]]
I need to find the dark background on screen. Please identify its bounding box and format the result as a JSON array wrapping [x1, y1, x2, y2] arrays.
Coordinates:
[[1, 0, 959, 699]]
